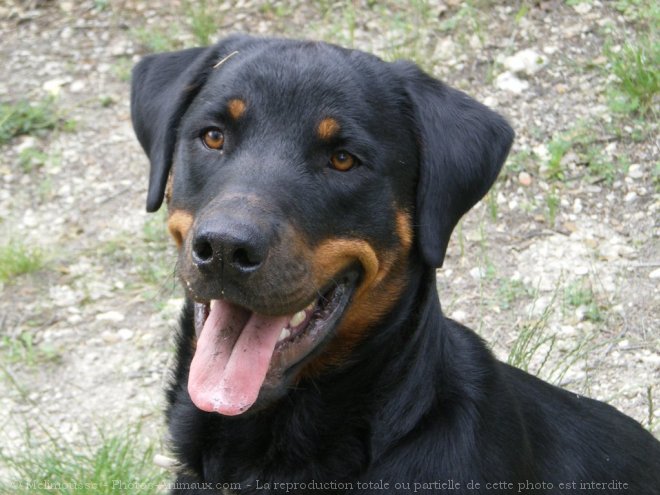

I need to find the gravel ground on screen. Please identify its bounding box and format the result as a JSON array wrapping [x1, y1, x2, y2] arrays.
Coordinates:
[[0, 0, 658, 464]]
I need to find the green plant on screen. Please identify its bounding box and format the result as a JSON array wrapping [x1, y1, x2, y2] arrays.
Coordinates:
[[507, 287, 602, 385], [0, 241, 44, 283], [0, 98, 73, 145], [563, 280, 603, 322], [0, 332, 59, 366], [496, 278, 532, 310], [0, 426, 167, 495], [132, 26, 179, 53], [507, 294, 557, 374], [184, 0, 217, 46], [546, 134, 571, 181], [17, 148, 49, 173], [112, 57, 133, 83], [545, 187, 560, 226], [605, 36, 659, 116]]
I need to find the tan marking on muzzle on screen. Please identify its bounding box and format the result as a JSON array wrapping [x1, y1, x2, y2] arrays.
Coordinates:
[[167, 210, 194, 249]]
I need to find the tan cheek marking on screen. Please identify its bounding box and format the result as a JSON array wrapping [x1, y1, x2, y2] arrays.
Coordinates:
[[164, 172, 174, 204], [317, 117, 340, 140], [228, 98, 246, 120], [302, 212, 415, 376], [312, 239, 379, 298], [396, 210, 413, 252], [167, 210, 194, 249]]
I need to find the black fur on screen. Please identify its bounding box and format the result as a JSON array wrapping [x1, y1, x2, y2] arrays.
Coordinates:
[[131, 36, 660, 494]]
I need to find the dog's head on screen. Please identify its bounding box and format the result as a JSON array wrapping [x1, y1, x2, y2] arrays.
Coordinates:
[[131, 35, 513, 416]]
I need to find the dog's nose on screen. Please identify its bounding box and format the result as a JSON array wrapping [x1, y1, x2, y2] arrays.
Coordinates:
[[192, 222, 267, 276]]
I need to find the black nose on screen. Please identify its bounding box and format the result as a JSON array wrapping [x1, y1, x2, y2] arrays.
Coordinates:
[[192, 222, 267, 276]]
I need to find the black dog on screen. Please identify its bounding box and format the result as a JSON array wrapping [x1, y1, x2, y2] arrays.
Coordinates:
[[131, 35, 660, 494]]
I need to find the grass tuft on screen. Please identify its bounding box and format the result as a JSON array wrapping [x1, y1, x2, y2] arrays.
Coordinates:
[[184, 0, 217, 46], [0, 98, 73, 145], [0, 426, 167, 494], [0, 241, 44, 283], [605, 37, 659, 116]]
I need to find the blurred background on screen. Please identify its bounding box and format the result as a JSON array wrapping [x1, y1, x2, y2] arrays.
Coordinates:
[[0, 1, 657, 493]]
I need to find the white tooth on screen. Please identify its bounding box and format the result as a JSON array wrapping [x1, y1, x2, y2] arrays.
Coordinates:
[[278, 328, 291, 342], [290, 310, 306, 328], [306, 300, 316, 311]]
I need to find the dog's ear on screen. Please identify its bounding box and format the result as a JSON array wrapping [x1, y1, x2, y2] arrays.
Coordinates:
[[395, 61, 514, 267], [131, 36, 252, 212]]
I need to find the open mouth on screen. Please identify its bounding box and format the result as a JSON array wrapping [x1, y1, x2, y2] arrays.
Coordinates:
[[187, 272, 358, 416]]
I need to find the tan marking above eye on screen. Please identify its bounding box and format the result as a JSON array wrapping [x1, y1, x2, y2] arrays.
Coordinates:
[[317, 117, 340, 140], [227, 98, 246, 120], [330, 151, 356, 171], [202, 128, 224, 150]]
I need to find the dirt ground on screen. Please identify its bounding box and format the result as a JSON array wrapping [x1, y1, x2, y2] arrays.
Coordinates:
[[0, 0, 658, 467]]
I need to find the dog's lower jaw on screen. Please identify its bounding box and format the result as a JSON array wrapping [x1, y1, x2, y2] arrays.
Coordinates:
[[186, 271, 360, 416]]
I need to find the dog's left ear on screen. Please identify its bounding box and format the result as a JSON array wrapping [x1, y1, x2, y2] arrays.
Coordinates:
[[395, 61, 514, 267]]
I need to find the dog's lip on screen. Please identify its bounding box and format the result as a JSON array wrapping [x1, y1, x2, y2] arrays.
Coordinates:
[[192, 270, 358, 378]]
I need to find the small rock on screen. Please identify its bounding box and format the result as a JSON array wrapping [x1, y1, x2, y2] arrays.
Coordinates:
[[574, 266, 589, 276], [450, 309, 467, 322], [70, 80, 85, 93], [649, 268, 660, 280], [42, 77, 71, 95], [495, 71, 529, 94], [518, 171, 532, 186], [572, 198, 583, 214], [502, 48, 548, 76], [624, 192, 637, 202], [469, 267, 486, 280], [118, 328, 134, 341], [573, 2, 591, 14], [15, 136, 37, 154], [101, 330, 120, 344], [627, 164, 644, 179], [96, 311, 125, 323]]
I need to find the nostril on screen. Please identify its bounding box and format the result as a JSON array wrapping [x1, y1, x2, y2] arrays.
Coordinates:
[[232, 247, 261, 271], [193, 237, 214, 264]]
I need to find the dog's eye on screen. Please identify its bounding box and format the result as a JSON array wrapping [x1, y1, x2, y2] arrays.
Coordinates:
[[202, 128, 224, 150], [330, 150, 357, 171]]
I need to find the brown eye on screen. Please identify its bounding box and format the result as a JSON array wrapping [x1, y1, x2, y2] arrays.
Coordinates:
[[330, 150, 356, 171], [202, 128, 224, 150]]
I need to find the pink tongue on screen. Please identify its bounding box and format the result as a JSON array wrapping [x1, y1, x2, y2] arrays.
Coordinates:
[[188, 300, 290, 416]]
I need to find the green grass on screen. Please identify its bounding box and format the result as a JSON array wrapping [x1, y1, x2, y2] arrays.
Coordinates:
[[507, 293, 557, 374], [496, 278, 532, 310], [507, 285, 603, 385], [545, 187, 560, 226], [0, 331, 60, 366], [0, 426, 167, 495], [0, 98, 74, 145], [563, 279, 604, 322], [17, 147, 49, 173], [605, 36, 659, 116], [132, 26, 180, 53], [546, 134, 572, 181], [0, 241, 44, 283], [544, 123, 630, 185], [183, 0, 217, 46]]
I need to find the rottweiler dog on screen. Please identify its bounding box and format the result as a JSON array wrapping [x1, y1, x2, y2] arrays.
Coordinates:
[[131, 35, 660, 494]]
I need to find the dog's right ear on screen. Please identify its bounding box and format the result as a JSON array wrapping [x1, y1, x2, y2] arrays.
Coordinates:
[[131, 47, 209, 212], [131, 36, 252, 212]]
